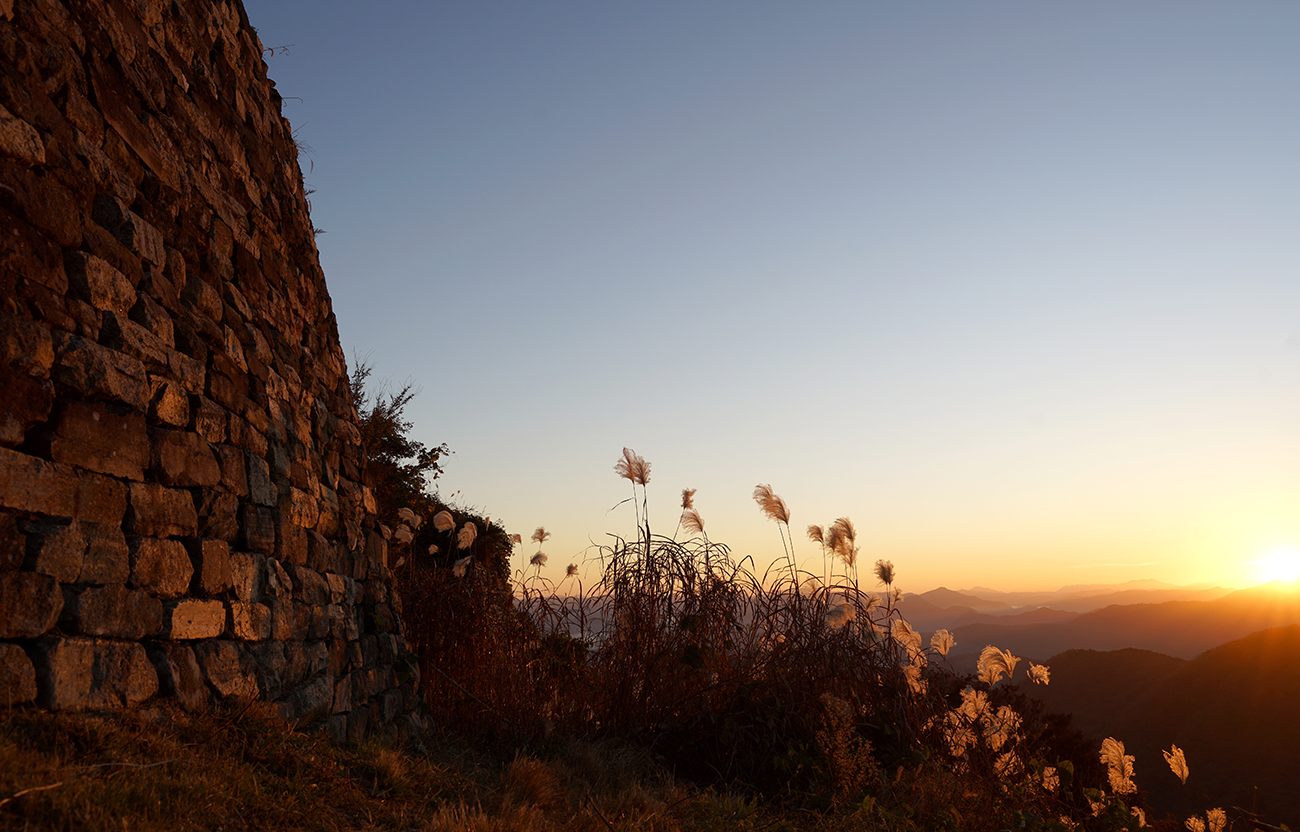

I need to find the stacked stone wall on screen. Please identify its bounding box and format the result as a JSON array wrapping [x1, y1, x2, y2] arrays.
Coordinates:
[[0, 0, 420, 742]]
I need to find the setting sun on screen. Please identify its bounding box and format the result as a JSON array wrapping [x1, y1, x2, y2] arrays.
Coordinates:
[[1251, 548, 1300, 584]]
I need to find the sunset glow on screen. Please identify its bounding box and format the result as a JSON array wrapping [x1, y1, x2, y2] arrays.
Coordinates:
[[1251, 548, 1300, 584]]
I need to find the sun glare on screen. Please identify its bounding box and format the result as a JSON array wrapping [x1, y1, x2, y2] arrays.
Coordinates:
[[1252, 548, 1300, 584]]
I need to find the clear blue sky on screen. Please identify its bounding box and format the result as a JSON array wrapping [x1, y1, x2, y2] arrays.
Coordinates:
[[244, 1, 1300, 592]]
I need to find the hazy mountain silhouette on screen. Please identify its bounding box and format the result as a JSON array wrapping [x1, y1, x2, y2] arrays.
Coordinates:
[[1023, 624, 1300, 827], [957, 580, 1233, 612], [945, 582, 1300, 670]]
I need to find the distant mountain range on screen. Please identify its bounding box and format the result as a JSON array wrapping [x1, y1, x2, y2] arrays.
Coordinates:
[[1021, 625, 1300, 828]]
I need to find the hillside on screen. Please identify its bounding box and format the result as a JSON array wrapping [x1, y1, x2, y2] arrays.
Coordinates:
[[947, 581, 1300, 667], [1024, 625, 1300, 827]]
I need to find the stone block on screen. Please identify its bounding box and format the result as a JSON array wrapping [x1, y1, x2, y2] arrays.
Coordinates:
[[64, 251, 136, 317], [192, 640, 258, 701], [167, 599, 226, 639], [238, 503, 276, 554], [183, 537, 233, 595], [324, 715, 347, 742], [229, 551, 264, 602], [126, 482, 197, 537], [75, 472, 129, 525], [282, 487, 318, 530], [289, 565, 331, 607], [149, 427, 221, 487], [332, 674, 351, 714], [78, 522, 131, 584], [194, 488, 239, 542], [245, 453, 275, 506], [0, 104, 45, 166], [278, 675, 333, 727], [324, 573, 347, 604], [92, 194, 165, 267], [52, 330, 149, 409], [146, 642, 207, 711], [0, 513, 23, 570], [269, 598, 309, 641], [276, 518, 307, 565], [192, 396, 227, 444], [0, 643, 38, 706], [49, 400, 148, 481], [129, 293, 175, 347], [346, 706, 368, 743], [147, 376, 189, 427], [0, 447, 76, 517], [167, 349, 205, 395], [265, 557, 293, 597], [21, 519, 85, 583], [0, 367, 53, 448], [284, 641, 311, 687], [213, 444, 248, 497], [308, 606, 330, 639], [247, 641, 287, 698], [101, 312, 170, 370], [0, 313, 55, 379], [60, 584, 163, 638], [34, 637, 158, 710], [0, 572, 62, 637], [129, 537, 193, 597], [229, 601, 271, 641]]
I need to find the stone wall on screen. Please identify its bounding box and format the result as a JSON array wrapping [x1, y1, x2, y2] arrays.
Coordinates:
[[0, 0, 421, 743]]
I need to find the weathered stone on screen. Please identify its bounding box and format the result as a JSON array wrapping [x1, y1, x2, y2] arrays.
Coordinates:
[[238, 503, 276, 554], [0, 572, 62, 637], [276, 518, 307, 565], [229, 551, 264, 602], [192, 640, 258, 701], [75, 472, 129, 525], [0, 312, 55, 378], [64, 251, 137, 317], [0, 366, 54, 448], [282, 487, 319, 531], [247, 641, 288, 699], [213, 444, 248, 496], [34, 638, 158, 710], [265, 557, 293, 597], [0, 643, 38, 706], [49, 400, 149, 480], [269, 598, 309, 641], [149, 427, 221, 487], [22, 519, 85, 583], [101, 311, 170, 369], [0, 104, 45, 166], [126, 482, 197, 537], [0, 446, 76, 517], [192, 396, 227, 444], [52, 330, 149, 409], [129, 537, 193, 597], [92, 194, 165, 267], [0, 513, 23, 570], [279, 675, 333, 727], [78, 522, 131, 584], [60, 584, 163, 638], [182, 537, 233, 595], [246, 453, 275, 507], [287, 565, 331, 607], [324, 572, 348, 604], [147, 375, 189, 426], [129, 293, 175, 348], [167, 599, 226, 639], [194, 488, 239, 542], [230, 601, 271, 641], [146, 642, 207, 711]]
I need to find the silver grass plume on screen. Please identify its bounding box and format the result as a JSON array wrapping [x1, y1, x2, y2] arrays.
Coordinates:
[[614, 447, 650, 485], [752, 484, 789, 524]]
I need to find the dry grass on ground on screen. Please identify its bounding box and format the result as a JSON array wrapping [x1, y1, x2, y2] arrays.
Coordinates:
[[0, 703, 834, 832]]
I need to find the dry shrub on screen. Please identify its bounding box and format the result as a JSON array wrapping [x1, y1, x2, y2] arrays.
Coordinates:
[[500, 752, 564, 811]]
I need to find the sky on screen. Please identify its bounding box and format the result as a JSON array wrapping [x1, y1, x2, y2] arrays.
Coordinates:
[[242, 1, 1300, 593]]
